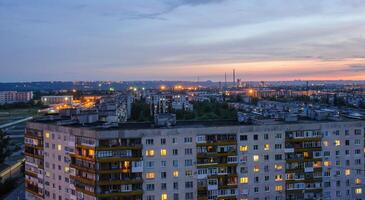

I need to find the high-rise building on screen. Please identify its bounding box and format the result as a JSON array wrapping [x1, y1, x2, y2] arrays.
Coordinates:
[[25, 118, 365, 200]]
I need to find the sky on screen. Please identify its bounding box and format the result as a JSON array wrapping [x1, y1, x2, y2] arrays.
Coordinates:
[[1, 0, 365, 82]]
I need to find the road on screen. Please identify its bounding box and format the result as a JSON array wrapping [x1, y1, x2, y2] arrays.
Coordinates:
[[0, 116, 32, 129], [3, 182, 25, 200]]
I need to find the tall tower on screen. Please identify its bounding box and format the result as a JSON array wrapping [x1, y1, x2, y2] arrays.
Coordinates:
[[233, 69, 236, 85]]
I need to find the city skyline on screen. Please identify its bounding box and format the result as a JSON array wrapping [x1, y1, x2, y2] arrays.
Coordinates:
[[1, 0, 365, 81]]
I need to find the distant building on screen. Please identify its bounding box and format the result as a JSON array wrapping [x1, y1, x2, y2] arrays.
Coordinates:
[[41, 95, 73, 105], [0, 91, 33, 104]]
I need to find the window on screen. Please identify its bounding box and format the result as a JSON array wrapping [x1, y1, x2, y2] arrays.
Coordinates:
[[185, 148, 193, 155], [184, 137, 192, 143], [146, 172, 155, 179], [253, 166, 260, 173], [146, 184, 155, 191], [161, 138, 166, 145], [275, 165, 283, 170], [335, 140, 341, 146], [355, 188, 362, 194], [161, 172, 167, 178], [57, 144, 62, 151], [161, 183, 167, 190], [146, 149, 155, 157], [264, 144, 270, 151], [240, 135, 247, 141], [324, 161, 331, 167], [173, 160, 179, 167], [146, 139, 154, 145], [185, 192, 193, 200], [45, 132, 50, 138], [173, 170, 179, 177], [185, 159, 193, 167], [185, 181, 193, 188], [173, 149, 178, 155], [240, 177, 249, 184], [161, 161, 167, 167], [161, 149, 167, 156], [275, 154, 282, 160], [254, 135, 258, 140], [355, 178, 361, 184], [240, 145, 248, 152], [264, 134, 269, 140], [89, 149, 94, 157], [161, 193, 168, 200], [275, 175, 283, 181], [172, 138, 177, 144], [173, 182, 179, 190], [345, 169, 351, 176], [323, 141, 329, 147], [275, 185, 283, 191], [146, 161, 154, 168], [185, 170, 193, 176]]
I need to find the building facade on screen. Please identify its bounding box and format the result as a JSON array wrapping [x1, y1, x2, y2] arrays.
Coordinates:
[[0, 91, 33, 104], [25, 120, 365, 200]]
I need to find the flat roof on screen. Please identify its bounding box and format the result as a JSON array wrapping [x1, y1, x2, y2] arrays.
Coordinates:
[[29, 115, 364, 131]]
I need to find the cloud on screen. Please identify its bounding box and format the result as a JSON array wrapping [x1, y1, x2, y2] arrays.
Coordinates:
[[348, 64, 365, 72], [1, 0, 365, 81]]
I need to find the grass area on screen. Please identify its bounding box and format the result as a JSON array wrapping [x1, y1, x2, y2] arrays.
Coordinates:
[[0, 108, 39, 124]]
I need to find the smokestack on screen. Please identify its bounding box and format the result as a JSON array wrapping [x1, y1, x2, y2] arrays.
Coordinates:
[[233, 69, 236, 85]]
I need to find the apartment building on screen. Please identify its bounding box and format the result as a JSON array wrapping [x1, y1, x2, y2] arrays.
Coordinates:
[[41, 96, 73, 105], [25, 118, 365, 200], [0, 91, 33, 104]]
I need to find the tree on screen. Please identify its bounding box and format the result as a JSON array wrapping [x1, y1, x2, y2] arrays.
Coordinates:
[[0, 129, 9, 163]]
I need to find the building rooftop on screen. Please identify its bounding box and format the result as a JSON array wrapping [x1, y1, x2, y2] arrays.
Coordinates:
[[29, 114, 364, 131]]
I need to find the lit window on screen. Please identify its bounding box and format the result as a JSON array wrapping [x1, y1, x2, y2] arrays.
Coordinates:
[[264, 144, 270, 151], [345, 169, 351, 176], [335, 140, 341, 146], [173, 170, 179, 177], [253, 166, 260, 173], [45, 132, 50, 138], [275, 185, 283, 191], [355, 178, 362, 184], [324, 161, 331, 167], [161, 193, 167, 200], [57, 144, 62, 151], [323, 141, 328, 147], [355, 188, 362, 194], [303, 152, 309, 158], [89, 149, 95, 157], [275, 175, 283, 181], [146, 172, 155, 179], [146, 149, 155, 157], [64, 166, 70, 173], [240, 177, 249, 184], [240, 145, 248, 152], [160, 149, 167, 156], [275, 165, 283, 170], [253, 155, 259, 162]]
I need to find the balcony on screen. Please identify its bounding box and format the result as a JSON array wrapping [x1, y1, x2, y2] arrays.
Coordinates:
[[70, 175, 96, 186], [98, 178, 143, 186], [96, 190, 143, 198]]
